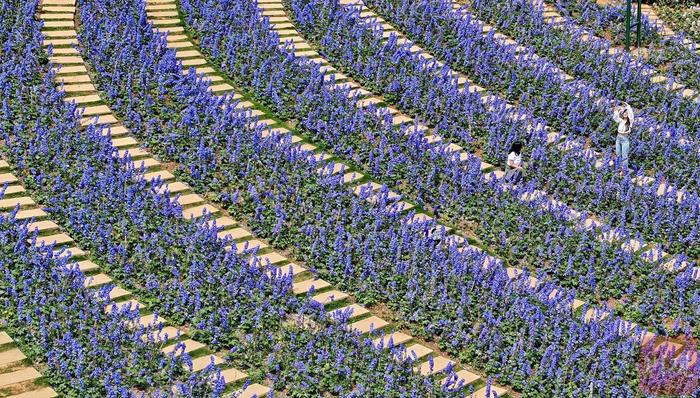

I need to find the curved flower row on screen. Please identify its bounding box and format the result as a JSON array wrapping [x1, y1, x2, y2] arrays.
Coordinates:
[[81, 0, 700, 395], [245, 0, 700, 335], [2, 0, 482, 396], [283, 0, 700, 279]]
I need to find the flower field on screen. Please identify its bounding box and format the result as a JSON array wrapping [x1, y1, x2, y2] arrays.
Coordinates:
[[1, 0, 700, 396]]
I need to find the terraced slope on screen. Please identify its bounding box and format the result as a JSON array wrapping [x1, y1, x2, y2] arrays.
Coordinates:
[[38, 0, 499, 395]]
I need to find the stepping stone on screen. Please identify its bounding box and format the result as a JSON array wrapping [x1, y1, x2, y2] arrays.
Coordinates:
[[262, 9, 286, 16], [175, 49, 202, 59], [34, 233, 73, 247], [43, 20, 73, 28], [173, 193, 205, 207], [62, 83, 96, 93], [107, 286, 130, 301], [76, 260, 99, 272], [53, 245, 84, 259], [293, 278, 331, 295], [42, 29, 76, 37], [415, 356, 454, 376], [49, 47, 79, 55], [0, 173, 18, 184], [207, 216, 236, 229], [168, 41, 192, 49], [5, 387, 57, 398], [0, 367, 42, 388], [328, 304, 369, 320], [258, 2, 284, 9], [182, 204, 218, 219], [149, 10, 178, 17], [349, 316, 389, 334], [571, 298, 585, 310], [250, 252, 287, 266], [663, 257, 688, 272], [190, 355, 223, 372], [50, 55, 82, 64], [13, 208, 48, 220], [80, 114, 118, 127], [56, 71, 91, 84], [80, 104, 111, 116], [312, 290, 348, 305], [42, 6, 75, 13], [104, 299, 142, 314], [27, 220, 59, 233], [392, 114, 413, 126], [342, 172, 364, 184], [403, 344, 433, 361], [137, 314, 164, 329], [0, 332, 12, 345], [42, 0, 75, 4], [65, 94, 100, 104], [374, 332, 412, 348], [155, 26, 184, 33], [150, 18, 180, 26], [83, 273, 112, 288], [472, 385, 509, 398], [237, 384, 270, 398], [0, 348, 26, 367], [181, 58, 207, 67], [219, 367, 247, 385], [40, 13, 74, 20], [234, 239, 268, 254], [131, 158, 160, 170], [442, 369, 480, 388], [264, 262, 304, 278], [317, 162, 345, 176], [141, 326, 181, 343], [162, 339, 206, 357], [111, 137, 138, 148], [166, 34, 189, 42], [44, 38, 77, 46], [217, 227, 251, 241], [106, 125, 129, 136], [583, 307, 610, 322]]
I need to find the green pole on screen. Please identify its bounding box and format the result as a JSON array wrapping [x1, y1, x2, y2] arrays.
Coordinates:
[[625, 0, 631, 51], [636, 0, 642, 48]]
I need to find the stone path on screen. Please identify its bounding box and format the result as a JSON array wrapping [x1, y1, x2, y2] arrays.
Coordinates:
[[0, 331, 57, 398]]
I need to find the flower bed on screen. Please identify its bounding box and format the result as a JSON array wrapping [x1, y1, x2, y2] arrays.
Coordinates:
[[77, 0, 700, 395]]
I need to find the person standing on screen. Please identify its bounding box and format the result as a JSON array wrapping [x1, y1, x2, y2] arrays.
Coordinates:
[[613, 102, 634, 172]]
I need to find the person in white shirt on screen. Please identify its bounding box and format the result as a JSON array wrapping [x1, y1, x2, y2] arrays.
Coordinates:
[[612, 102, 634, 171], [505, 141, 524, 184]]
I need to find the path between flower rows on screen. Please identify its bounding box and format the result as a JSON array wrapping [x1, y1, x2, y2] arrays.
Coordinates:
[[0, 327, 57, 397]]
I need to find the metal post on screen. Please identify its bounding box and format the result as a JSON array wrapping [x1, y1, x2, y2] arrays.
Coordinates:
[[636, 0, 642, 48], [625, 0, 632, 51]]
